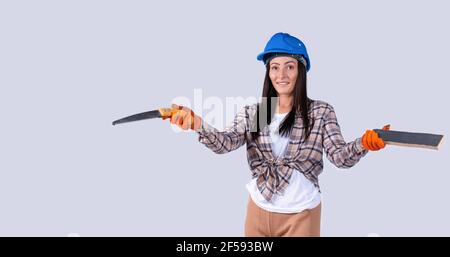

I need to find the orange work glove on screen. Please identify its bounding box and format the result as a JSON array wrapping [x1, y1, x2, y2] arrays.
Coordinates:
[[166, 104, 202, 131], [361, 124, 390, 151]]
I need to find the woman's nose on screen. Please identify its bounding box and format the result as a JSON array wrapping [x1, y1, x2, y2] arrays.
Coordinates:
[[280, 67, 288, 78]]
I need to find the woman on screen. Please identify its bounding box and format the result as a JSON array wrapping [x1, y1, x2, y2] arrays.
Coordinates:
[[169, 32, 389, 237]]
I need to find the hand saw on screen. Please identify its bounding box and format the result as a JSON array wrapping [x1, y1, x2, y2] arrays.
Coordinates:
[[112, 108, 176, 126], [373, 129, 444, 150]]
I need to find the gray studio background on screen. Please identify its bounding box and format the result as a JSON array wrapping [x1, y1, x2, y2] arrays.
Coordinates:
[[1, 0, 449, 236]]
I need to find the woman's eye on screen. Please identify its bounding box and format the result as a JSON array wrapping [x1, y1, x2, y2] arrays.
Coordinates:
[[271, 66, 278, 70], [288, 65, 294, 70]]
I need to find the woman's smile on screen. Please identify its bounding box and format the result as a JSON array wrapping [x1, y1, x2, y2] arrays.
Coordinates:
[[276, 82, 290, 86]]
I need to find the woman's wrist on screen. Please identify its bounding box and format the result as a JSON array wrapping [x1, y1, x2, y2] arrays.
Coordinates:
[[193, 116, 203, 132]]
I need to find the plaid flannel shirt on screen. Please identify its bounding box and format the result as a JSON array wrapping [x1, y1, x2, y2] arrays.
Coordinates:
[[197, 100, 368, 202]]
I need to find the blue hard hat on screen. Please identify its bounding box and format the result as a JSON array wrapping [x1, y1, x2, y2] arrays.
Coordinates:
[[257, 32, 311, 72]]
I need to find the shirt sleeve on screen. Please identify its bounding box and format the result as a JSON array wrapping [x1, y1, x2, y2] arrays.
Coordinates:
[[322, 105, 368, 169], [196, 105, 249, 154]]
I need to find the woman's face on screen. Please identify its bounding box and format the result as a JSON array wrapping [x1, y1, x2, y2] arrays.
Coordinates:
[[269, 56, 298, 96]]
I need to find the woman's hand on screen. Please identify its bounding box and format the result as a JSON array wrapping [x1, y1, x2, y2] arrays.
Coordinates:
[[167, 104, 202, 131], [361, 124, 390, 151]]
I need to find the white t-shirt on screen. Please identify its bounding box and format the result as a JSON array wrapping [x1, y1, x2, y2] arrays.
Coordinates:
[[245, 112, 321, 213]]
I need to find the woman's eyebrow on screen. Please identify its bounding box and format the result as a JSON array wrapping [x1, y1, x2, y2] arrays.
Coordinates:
[[271, 61, 296, 65]]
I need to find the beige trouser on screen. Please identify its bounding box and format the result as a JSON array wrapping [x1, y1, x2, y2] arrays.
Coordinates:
[[244, 197, 321, 237]]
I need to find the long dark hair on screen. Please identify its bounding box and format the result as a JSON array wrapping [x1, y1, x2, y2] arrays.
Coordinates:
[[251, 59, 312, 141]]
